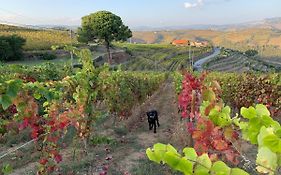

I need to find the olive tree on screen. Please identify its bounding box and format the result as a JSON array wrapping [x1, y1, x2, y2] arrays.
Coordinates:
[[78, 11, 132, 63]]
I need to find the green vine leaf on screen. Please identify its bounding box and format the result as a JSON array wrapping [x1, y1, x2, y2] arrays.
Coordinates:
[[194, 154, 212, 175], [0, 95, 12, 110], [183, 147, 198, 164], [241, 106, 256, 119], [263, 135, 281, 153], [202, 89, 216, 102], [256, 147, 277, 175], [230, 168, 249, 175], [146, 148, 161, 164], [256, 104, 270, 117], [211, 161, 230, 175], [209, 105, 232, 127], [6, 80, 21, 98]]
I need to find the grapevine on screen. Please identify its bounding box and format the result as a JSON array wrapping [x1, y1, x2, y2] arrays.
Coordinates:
[[0, 47, 167, 174], [146, 143, 249, 175], [170, 71, 281, 174]]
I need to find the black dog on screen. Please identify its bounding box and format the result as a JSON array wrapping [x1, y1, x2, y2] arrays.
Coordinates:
[[146, 110, 160, 133]]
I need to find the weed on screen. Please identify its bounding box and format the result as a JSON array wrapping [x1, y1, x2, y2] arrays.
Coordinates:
[[131, 158, 181, 175], [91, 135, 117, 146]]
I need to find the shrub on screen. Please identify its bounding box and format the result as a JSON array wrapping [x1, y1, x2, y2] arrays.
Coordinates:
[[41, 52, 57, 60], [0, 40, 13, 61], [0, 35, 26, 62]]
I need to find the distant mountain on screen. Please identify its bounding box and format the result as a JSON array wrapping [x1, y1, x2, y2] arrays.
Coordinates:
[[36, 25, 79, 31], [0, 22, 79, 31], [261, 17, 281, 30], [132, 25, 219, 31], [132, 17, 281, 31]]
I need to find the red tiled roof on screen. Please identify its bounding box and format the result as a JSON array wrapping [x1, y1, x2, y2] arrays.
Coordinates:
[[172, 40, 189, 45]]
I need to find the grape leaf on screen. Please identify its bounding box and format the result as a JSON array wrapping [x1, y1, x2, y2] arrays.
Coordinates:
[[256, 147, 277, 174], [194, 154, 211, 175], [0, 95, 12, 110], [33, 92, 42, 100], [246, 118, 263, 144], [166, 144, 178, 154], [146, 148, 161, 164], [211, 161, 230, 175], [153, 143, 166, 151], [256, 104, 270, 117], [183, 147, 198, 163], [163, 151, 181, 169], [278, 155, 281, 166], [230, 168, 249, 175], [202, 89, 216, 102], [276, 129, 281, 137], [263, 135, 281, 153], [258, 126, 274, 146], [241, 106, 256, 119], [213, 139, 228, 151], [146, 144, 248, 175], [200, 101, 210, 117], [176, 158, 193, 175], [260, 115, 277, 128], [6, 80, 22, 97]]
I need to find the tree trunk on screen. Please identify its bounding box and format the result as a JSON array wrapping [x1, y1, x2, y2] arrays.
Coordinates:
[[105, 41, 112, 64]]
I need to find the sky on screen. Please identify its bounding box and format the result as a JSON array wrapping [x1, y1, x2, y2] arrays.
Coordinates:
[[0, 0, 280, 28]]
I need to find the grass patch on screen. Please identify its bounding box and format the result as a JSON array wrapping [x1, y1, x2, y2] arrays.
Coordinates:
[[107, 168, 123, 175], [91, 135, 117, 146], [0, 129, 31, 146], [114, 126, 128, 136], [60, 152, 95, 174]]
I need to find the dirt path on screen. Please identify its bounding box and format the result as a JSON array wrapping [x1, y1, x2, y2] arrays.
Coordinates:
[[113, 80, 178, 172]]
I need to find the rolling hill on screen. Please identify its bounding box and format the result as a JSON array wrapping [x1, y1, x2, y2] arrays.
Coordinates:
[[0, 24, 75, 50], [132, 18, 281, 59], [132, 28, 281, 59]]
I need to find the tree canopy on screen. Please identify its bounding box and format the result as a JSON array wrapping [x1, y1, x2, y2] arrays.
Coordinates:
[[0, 35, 26, 62], [78, 11, 132, 63], [245, 49, 258, 57]]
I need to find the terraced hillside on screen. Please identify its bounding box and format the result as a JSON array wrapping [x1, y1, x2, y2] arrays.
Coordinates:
[[117, 43, 213, 71], [203, 49, 281, 72]]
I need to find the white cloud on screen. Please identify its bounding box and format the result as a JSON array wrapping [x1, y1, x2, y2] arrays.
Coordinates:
[[198, 0, 204, 5], [184, 0, 204, 9], [184, 2, 197, 8]]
